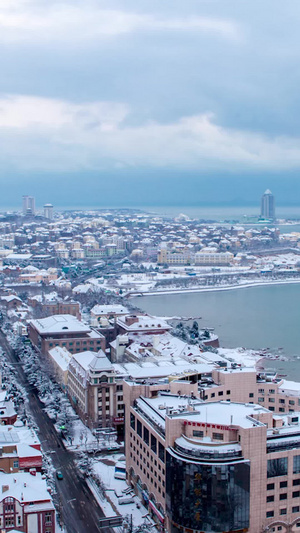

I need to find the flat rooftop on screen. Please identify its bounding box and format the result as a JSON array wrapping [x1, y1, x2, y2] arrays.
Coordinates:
[[29, 314, 90, 335], [135, 394, 270, 430]]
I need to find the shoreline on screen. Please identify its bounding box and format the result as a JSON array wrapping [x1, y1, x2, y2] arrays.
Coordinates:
[[129, 277, 300, 298]]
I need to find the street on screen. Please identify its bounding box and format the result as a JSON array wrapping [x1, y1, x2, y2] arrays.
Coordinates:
[[0, 329, 113, 533]]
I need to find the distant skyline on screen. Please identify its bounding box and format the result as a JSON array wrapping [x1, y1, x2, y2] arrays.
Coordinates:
[[1, 1, 300, 206]]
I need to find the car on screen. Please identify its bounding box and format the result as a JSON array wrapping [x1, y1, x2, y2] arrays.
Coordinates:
[[56, 470, 63, 480]]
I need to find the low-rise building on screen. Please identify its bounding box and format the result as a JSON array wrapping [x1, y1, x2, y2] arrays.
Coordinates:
[[0, 471, 55, 533]]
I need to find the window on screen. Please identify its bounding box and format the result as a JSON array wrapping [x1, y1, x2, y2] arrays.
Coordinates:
[[137, 420, 142, 438], [211, 393, 215, 398], [212, 432, 224, 441], [13, 460, 19, 468], [45, 513, 52, 524], [258, 397, 264, 402], [289, 400, 295, 405], [193, 430, 204, 438], [266, 511, 274, 518], [294, 479, 300, 486], [280, 481, 287, 488], [280, 509, 287, 515], [249, 393, 254, 398], [279, 408, 285, 412], [293, 491, 300, 498], [226, 390, 230, 395], [151, 434, 157, 454], [218, 391, 223, 396], [294, 456, 300, 474], [267, 495, 274, 502], [144, 427, 149, 446], [267, 457, 288, 478], [269, 407, 275, 411], [279, 399, 285, 404], [269, 389, 275, 394], [293, 506, 300, 513], [159, 442, 164, 462], [5, 517, 14, 527], [258, 388, 264, 393], [279, 493, 287, 500], [269, 398, 275, 403], [130, 414, 135, 429]]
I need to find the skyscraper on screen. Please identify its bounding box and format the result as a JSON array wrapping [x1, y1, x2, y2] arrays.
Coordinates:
[[261, 189, 275, 220], [22, 196, 35, 216]]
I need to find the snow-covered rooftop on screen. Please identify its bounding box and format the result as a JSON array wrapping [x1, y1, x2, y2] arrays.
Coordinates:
[[0, 472, 54, 507], [29, 314, 90, 334], [91, 304, 129, 316], [136, 394, 269, 429]]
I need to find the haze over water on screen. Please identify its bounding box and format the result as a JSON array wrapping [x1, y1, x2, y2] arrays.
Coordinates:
[[131, 283, 300, 380]]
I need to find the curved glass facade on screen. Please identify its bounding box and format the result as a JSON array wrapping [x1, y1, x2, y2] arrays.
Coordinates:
[[166, 447, 250, 533]]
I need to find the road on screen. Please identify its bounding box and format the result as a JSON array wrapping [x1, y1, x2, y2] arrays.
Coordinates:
[[0, 330, 113, 533]]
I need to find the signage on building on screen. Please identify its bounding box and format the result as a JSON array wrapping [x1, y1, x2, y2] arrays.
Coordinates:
[[184, 421, 231, 431]]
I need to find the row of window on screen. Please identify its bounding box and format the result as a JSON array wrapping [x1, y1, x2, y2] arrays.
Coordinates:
[[267, 456, 300, 478], [266, 509, 300, 518], [267, 492, 300, 502], [49, 340, 101, 347], [131, 414, 165, 461], [267, 479, 300, 490]]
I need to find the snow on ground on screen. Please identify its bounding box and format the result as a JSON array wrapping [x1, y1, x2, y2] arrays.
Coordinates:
[[92, 455, 155, 529]]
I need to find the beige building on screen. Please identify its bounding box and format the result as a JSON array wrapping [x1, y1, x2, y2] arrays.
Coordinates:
[[123, 368, 300, 533], [48, 346, 72, 390], [67, 350, 124, 429]]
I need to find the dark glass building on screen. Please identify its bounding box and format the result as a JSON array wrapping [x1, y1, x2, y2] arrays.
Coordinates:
[[166, 438, 250, 533]]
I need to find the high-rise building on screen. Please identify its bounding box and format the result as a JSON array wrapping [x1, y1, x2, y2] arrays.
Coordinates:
[[22, 195, 35, 215], [44, 203, 54, 220], [261, 189, 275, 219]]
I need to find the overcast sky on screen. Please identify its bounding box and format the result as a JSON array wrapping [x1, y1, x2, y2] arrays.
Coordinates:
[[1, 0, 300, 208]]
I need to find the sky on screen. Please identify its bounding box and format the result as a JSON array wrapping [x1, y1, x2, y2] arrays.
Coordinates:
[[1, 0, 300, 208]]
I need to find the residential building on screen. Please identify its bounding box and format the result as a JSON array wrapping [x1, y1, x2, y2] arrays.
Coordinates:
[[22, 196, 35, 216], [43, 204, 53, 220], [0, 471, 55, 532]]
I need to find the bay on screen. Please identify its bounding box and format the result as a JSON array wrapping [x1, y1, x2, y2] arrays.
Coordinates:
[[131, 283, 300, 379]]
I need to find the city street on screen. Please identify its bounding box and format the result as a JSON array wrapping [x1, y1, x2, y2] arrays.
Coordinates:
[[0, 329, 113, 533]]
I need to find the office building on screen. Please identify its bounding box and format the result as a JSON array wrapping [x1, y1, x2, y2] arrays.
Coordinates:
[[22, 196, 35, 216], [261, 189, 275, 220], [124, 369, 300, 533], [28, 314, 105, 355]]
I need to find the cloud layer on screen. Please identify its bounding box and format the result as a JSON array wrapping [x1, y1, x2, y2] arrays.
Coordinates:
[[0, 94, 300, 172], [0, 0, 300, 206]]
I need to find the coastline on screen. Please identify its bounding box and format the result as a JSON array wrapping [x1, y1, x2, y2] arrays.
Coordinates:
[[128, 277, 300, 298]]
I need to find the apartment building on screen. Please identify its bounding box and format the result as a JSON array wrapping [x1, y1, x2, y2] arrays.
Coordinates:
[[124, 380, 300, 533]]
